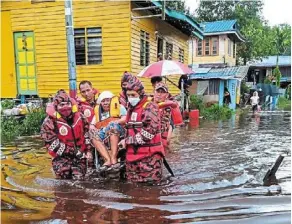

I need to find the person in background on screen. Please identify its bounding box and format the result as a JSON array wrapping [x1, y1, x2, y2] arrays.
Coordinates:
[[153, 82, 178, 150], [77, 80, 99, 123], [41, 90, 92, 180], [151, 76, 163, 91], [118, 76, 170, 183], [90, 91, 127, 171], [250, 91, 260, 114], [157, 53, 163, 61], [119, 72, 133, 109], [223, 87, 231, 105]]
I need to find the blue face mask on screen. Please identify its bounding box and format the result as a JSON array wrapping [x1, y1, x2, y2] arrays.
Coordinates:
[[128, 97, 140, 107]]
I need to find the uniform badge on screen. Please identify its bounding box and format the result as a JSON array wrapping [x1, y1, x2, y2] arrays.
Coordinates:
[[84, 109, 91, 117], [59, 125, 68, 136], [131, 112, 138, 121]]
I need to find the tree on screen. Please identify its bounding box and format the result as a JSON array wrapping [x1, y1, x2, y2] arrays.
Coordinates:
[[166, 0, 190, 15], [195, 0, 277, 64], [273, 66, 282, 87]]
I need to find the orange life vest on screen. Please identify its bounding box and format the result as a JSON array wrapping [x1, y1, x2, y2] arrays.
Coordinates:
[[125, 97, 165, 162], [93, 96, 120, 129], [46, 101, 86, 157]]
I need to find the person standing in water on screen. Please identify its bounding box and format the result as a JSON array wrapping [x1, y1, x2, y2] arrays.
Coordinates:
[[41, 90, 92, 180], [118, 76, 170, 183], [250, 91, 260, 114]]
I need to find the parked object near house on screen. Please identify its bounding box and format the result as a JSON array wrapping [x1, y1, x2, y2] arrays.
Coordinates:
[[189, 66, 249, 110], [1, 0, 203, 100], [188, 19, 245, 68]]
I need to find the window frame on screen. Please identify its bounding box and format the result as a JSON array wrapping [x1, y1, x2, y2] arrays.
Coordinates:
[[197, 39, 203, 56], [140, 30, 150, 66], [179, 48, 184, 63], [74, 27, 102, 66], [204, 37, 210, 56], [165, 42, 173, 60], [211, 37, 219, 56], [197, 36, 219, 57]]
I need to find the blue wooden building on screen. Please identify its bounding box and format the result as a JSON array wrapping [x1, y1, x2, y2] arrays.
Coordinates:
[[189, 66, 249, 110]]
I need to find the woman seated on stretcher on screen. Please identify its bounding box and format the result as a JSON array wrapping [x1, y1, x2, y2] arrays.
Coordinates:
[[90, 91, 127, 171]]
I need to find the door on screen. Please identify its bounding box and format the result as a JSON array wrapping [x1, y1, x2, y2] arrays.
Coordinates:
[[14, 31, 38, 95]]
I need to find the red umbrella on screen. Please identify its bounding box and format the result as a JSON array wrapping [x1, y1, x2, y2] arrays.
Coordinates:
[[137, 60, 193, 78]]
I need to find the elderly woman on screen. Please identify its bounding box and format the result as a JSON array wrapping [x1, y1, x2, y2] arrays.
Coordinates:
[[119, 76, 169, 183]]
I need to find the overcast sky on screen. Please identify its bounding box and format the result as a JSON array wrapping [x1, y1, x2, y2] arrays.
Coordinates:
[[184, 0, 292, 26]]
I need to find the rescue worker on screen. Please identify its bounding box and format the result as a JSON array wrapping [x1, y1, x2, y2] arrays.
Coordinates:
[[153, 82, 180, 150], [119, 76, 172, 183], [90, 91, 127, 171], [40, 90, 92, 180], [119, 72, 133, 109], [77, 80, 99, 123]]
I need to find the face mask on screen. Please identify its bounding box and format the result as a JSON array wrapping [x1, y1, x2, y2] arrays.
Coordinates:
[[128, 97, 140, 107], [58, 105, 72, 118]]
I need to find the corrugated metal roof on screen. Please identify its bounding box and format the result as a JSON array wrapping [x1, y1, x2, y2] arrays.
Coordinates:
[[190, 66, 249, 80], [249, 56, 291, 67], [200, 20, 237, 33], [151, 1, 204, 39]]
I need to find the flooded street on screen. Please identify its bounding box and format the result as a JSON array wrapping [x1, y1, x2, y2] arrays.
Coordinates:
[[1, 111, 291, 224]]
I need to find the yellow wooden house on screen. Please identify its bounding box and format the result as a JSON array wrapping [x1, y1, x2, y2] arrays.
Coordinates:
[[1, 0, 203, 99]]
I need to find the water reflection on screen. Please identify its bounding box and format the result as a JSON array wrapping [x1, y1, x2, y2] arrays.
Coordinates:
[[1, 112, 291, 223]]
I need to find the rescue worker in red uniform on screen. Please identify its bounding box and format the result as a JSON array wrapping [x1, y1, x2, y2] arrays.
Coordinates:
[[40, 90, 92, 180], [119, 76, 171, 183], [153, 82, 180, 150], [77, 80, 99, 123], [119, 72, 133, 109]]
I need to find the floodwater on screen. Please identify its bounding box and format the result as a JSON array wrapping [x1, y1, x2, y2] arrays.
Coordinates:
[[1, 111, 291, 224]]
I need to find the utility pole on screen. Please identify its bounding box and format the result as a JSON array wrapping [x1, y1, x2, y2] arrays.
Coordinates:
[[65, 0, 77, 98]]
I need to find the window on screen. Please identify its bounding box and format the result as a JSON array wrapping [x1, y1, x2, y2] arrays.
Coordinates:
[[204, 38, 210, 56], [179, 48, 184, 63], [211, 37, 218, 55], [140, 30, 150, 66], [197, 39, 202, 56], [166, 42, 173, 60], [197, 37, 219, 56], [228, 39, 232, 56], [74, 27, 102, 65], [208, 80, 220, 95]]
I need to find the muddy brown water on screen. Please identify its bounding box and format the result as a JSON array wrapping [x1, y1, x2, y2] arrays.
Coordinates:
[[1, 112, 291, 224]]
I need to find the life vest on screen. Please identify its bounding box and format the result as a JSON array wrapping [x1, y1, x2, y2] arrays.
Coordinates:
[[76, 91, 99, 123], [46, 101, 86, 158], [125, 97, 165, 162], [94, 96, 120, 129]]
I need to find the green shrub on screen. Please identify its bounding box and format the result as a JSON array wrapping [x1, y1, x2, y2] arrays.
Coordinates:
[[189, 95, 204, 111], [277, 96, 291, 110], [1, 108, 46, 140], [1, 99, 15, 110], [189, 95, 233, 120], [202, 104, 233, 120]]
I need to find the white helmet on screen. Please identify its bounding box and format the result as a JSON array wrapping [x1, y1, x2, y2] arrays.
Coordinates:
[[97, 91, 114, 104]]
